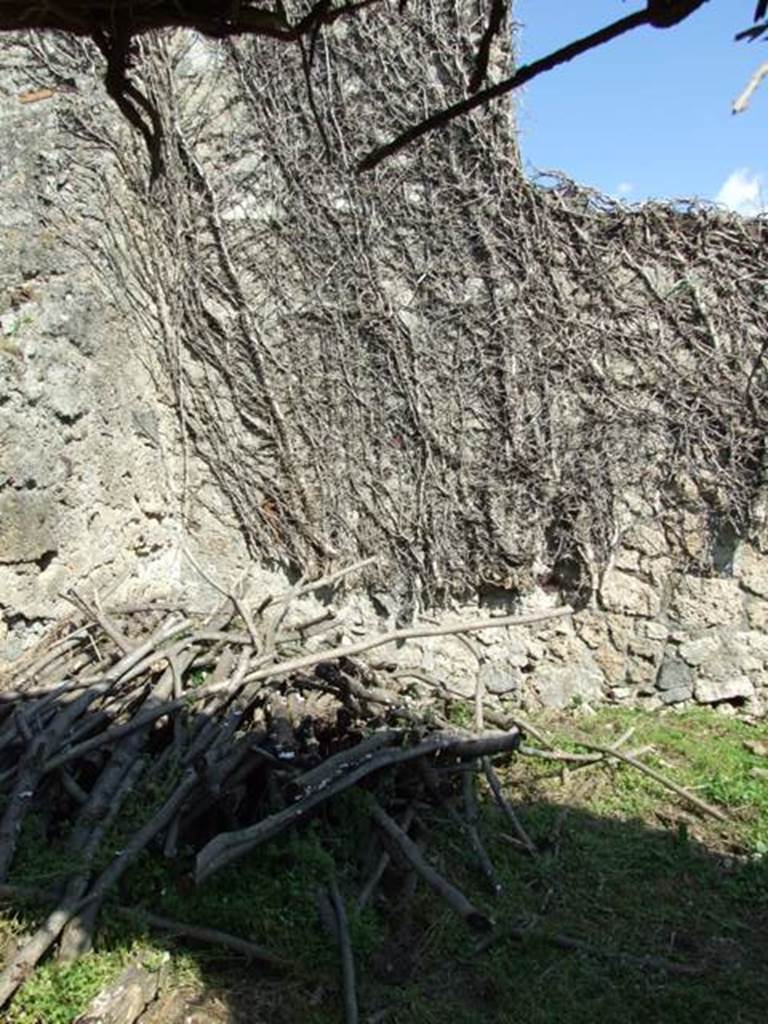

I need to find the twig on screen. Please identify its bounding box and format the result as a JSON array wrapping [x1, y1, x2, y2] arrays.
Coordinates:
[[118, 907, 287, 966], [63, 587, 133, 655], [483, 760, 538, 857], [733, 60, 768, 114], [577, 743, 729, 822], [329, 877, 358, 1024], [0, 885, 286, 967], [468, 0, 508, 93], [182, 548, 258, 647], [261, 571, 309, 654], [237, 608, 572, 688], [370, 800, 492, 932], [259, 556, 378, 613], [358, 12, 649, 170], [357, 805, 416, 910], [472, 919, 705, 976], [0, 887, 89, 1007], [520, 745, 608, 764]]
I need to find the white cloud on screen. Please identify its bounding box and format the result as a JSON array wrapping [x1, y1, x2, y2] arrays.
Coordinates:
[[615, 181, 634, 198], [715, 168, 765, 215]]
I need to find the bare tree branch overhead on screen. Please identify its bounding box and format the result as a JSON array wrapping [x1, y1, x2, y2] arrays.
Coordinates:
[[0, 2, 765, 175]]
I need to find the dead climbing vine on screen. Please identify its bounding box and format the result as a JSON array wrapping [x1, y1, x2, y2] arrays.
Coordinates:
[[4, 5, 768, 611]]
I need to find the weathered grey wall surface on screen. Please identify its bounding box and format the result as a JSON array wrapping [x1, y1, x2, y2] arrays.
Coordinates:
[[0, 67, 170, 657], [0, 44, 250, 663], [1, 15, 767, 717]]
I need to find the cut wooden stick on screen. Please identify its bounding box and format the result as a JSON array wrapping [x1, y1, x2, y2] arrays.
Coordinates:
[[463, 769, 503, 895], [357, 805, 416, 910], [733, 59, 768, 113], [58, 755, 149, 962], [292, 730, 403, 794], [0, 885, 286, 967], [472, 919, 705, 976], [0, 685, 109, 881], [0, 726, 47, 881], [483, 759, 538, 857], [577, 742, 729, 822], [237, 607, 572, 688], [329, 877, 358, 1024], [370, 800, 493, 932]]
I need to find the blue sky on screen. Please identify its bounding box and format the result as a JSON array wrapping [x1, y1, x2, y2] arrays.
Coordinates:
[[515, 1, 768, 212]]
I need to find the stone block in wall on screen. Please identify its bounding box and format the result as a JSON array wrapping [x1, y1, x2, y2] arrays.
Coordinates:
[[624, 521, 668, 558], [732, 631, 768, 660], [643, 555, 674, 588], [0, 490, 58, 563], [477, 631, 529, 666], [627, 635, 665, 661], [546, 630, 590, 664], [638, 694, 664, 710], [679, 512, 710, 560], [591, 644, 627, 686], [746, 598, 768, 631], [694, 676, 755, 704], [660, 685, 693, 705], [678, 635, 721, 666], [614, 548, 641, 572], [608, 615, 634, 650], [697, 650, 762, 681], [657, 658, 693, 691], [478, 662, 521, 696], [642, 620, 670, 642], [733, 543, 768, 598], [609, 686, 632, 700], [530, 663, 604, 710], [424, 636, 480, 698], [667, 577, 744, 629], [600, 571, 661, 618], [626, 659, 659, 689], [574, 610, 609, 649]]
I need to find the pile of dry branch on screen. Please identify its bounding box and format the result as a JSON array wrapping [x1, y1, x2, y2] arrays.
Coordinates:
[[0, 563, 727, 1020]]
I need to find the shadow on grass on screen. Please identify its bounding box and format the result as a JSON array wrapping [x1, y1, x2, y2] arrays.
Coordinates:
[[3, 775, 766, 1024]]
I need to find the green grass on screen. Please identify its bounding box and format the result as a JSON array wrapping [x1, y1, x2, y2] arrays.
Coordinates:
[[1, 707, 766, 1023], [4, 942, 179, 1024]]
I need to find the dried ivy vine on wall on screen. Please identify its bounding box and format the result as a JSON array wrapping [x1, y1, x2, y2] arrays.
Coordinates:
[[7, 5, 768, 607]]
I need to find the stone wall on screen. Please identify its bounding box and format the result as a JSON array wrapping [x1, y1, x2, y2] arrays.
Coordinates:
[[323, 514, 768, 718], [0, 52, 251, 664], [0, 26, 766, 719]]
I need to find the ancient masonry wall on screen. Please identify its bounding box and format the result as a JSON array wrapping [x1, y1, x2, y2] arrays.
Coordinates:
[[399, 521, 768, 717], [1, 27, 766, 716]]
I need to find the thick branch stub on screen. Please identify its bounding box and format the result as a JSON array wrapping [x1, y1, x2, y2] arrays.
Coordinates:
[[646, 1, 707, 29]]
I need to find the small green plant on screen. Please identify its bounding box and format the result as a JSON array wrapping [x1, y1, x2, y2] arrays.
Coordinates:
[[5, 951, 125, 1024], [446, 701, 473, 728]]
